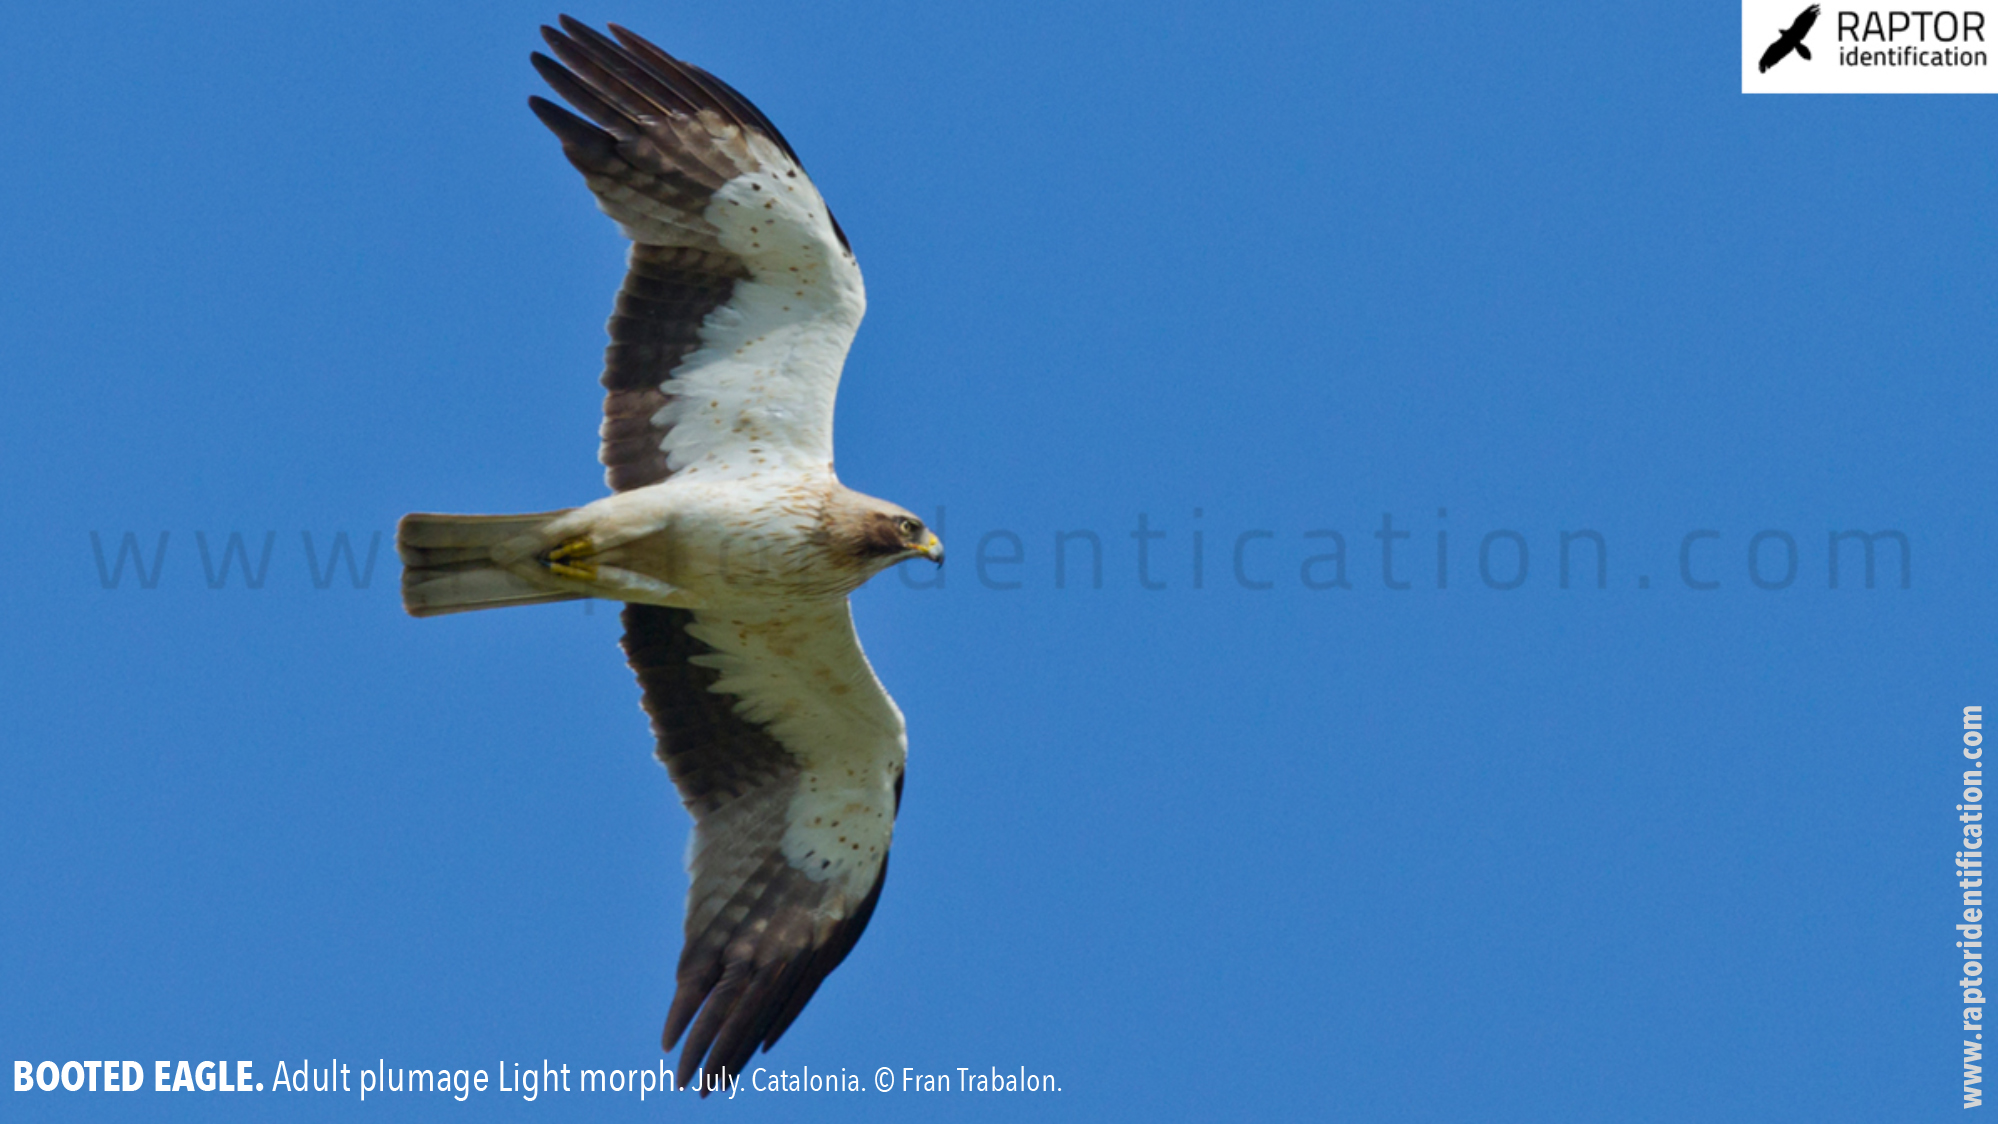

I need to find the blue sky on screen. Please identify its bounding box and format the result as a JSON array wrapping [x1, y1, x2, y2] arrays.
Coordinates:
[[3, 2, 1994, 1121]]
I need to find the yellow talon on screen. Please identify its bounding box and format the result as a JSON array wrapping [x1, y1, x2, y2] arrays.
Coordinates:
[[544, 537, 597, 579]]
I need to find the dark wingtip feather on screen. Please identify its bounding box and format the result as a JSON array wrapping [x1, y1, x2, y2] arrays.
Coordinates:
[[661, 968, 713, 1052], [526, 94, 594, 142], [704, 960, 794, 1089], [558, 13, 629, 61], [527, 93, 621, 173], [676, 963, 748, 1091], [603, 22, 804, 164], [530, 52, 627, 132]]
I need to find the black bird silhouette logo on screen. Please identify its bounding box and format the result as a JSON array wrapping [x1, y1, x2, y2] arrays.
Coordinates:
[[1760, 4, 1821, 71]]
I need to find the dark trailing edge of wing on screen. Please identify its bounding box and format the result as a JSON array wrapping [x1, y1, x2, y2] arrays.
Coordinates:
[[620, 605, 894, 1094]]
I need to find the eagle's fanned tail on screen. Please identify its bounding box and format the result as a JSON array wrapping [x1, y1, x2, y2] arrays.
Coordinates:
[[396, 511, 582, 616]]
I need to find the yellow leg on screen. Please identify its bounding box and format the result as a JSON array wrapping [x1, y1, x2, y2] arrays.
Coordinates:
[[546, 537, 592, 562], [543, 537, 597, 581]]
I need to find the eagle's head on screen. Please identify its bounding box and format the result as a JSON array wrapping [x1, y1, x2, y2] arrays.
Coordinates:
[[826, 490, 944, 571]]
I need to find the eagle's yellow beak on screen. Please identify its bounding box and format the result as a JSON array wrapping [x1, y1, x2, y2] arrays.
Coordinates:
[[914, 531, 944, 564]]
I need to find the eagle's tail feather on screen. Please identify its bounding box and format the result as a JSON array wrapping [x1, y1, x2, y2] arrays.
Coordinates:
[[397, 511, 583, 617], [1796, 43, 1811, 60]]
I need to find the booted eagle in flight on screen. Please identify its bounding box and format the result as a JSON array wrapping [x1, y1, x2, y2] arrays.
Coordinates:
[[396, 17, 941, 1094]]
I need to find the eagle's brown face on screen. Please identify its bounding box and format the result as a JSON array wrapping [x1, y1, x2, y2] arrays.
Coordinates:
[[865, 511, 944, 565], [828, 493, 943, 568]]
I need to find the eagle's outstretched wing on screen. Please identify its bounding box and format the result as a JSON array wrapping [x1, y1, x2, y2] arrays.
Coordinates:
[[623, 601, 905, 1093], [530, 16, 865, 492]]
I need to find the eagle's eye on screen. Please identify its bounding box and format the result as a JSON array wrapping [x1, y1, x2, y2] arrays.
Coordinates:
[[896, 517, 921, 540]]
